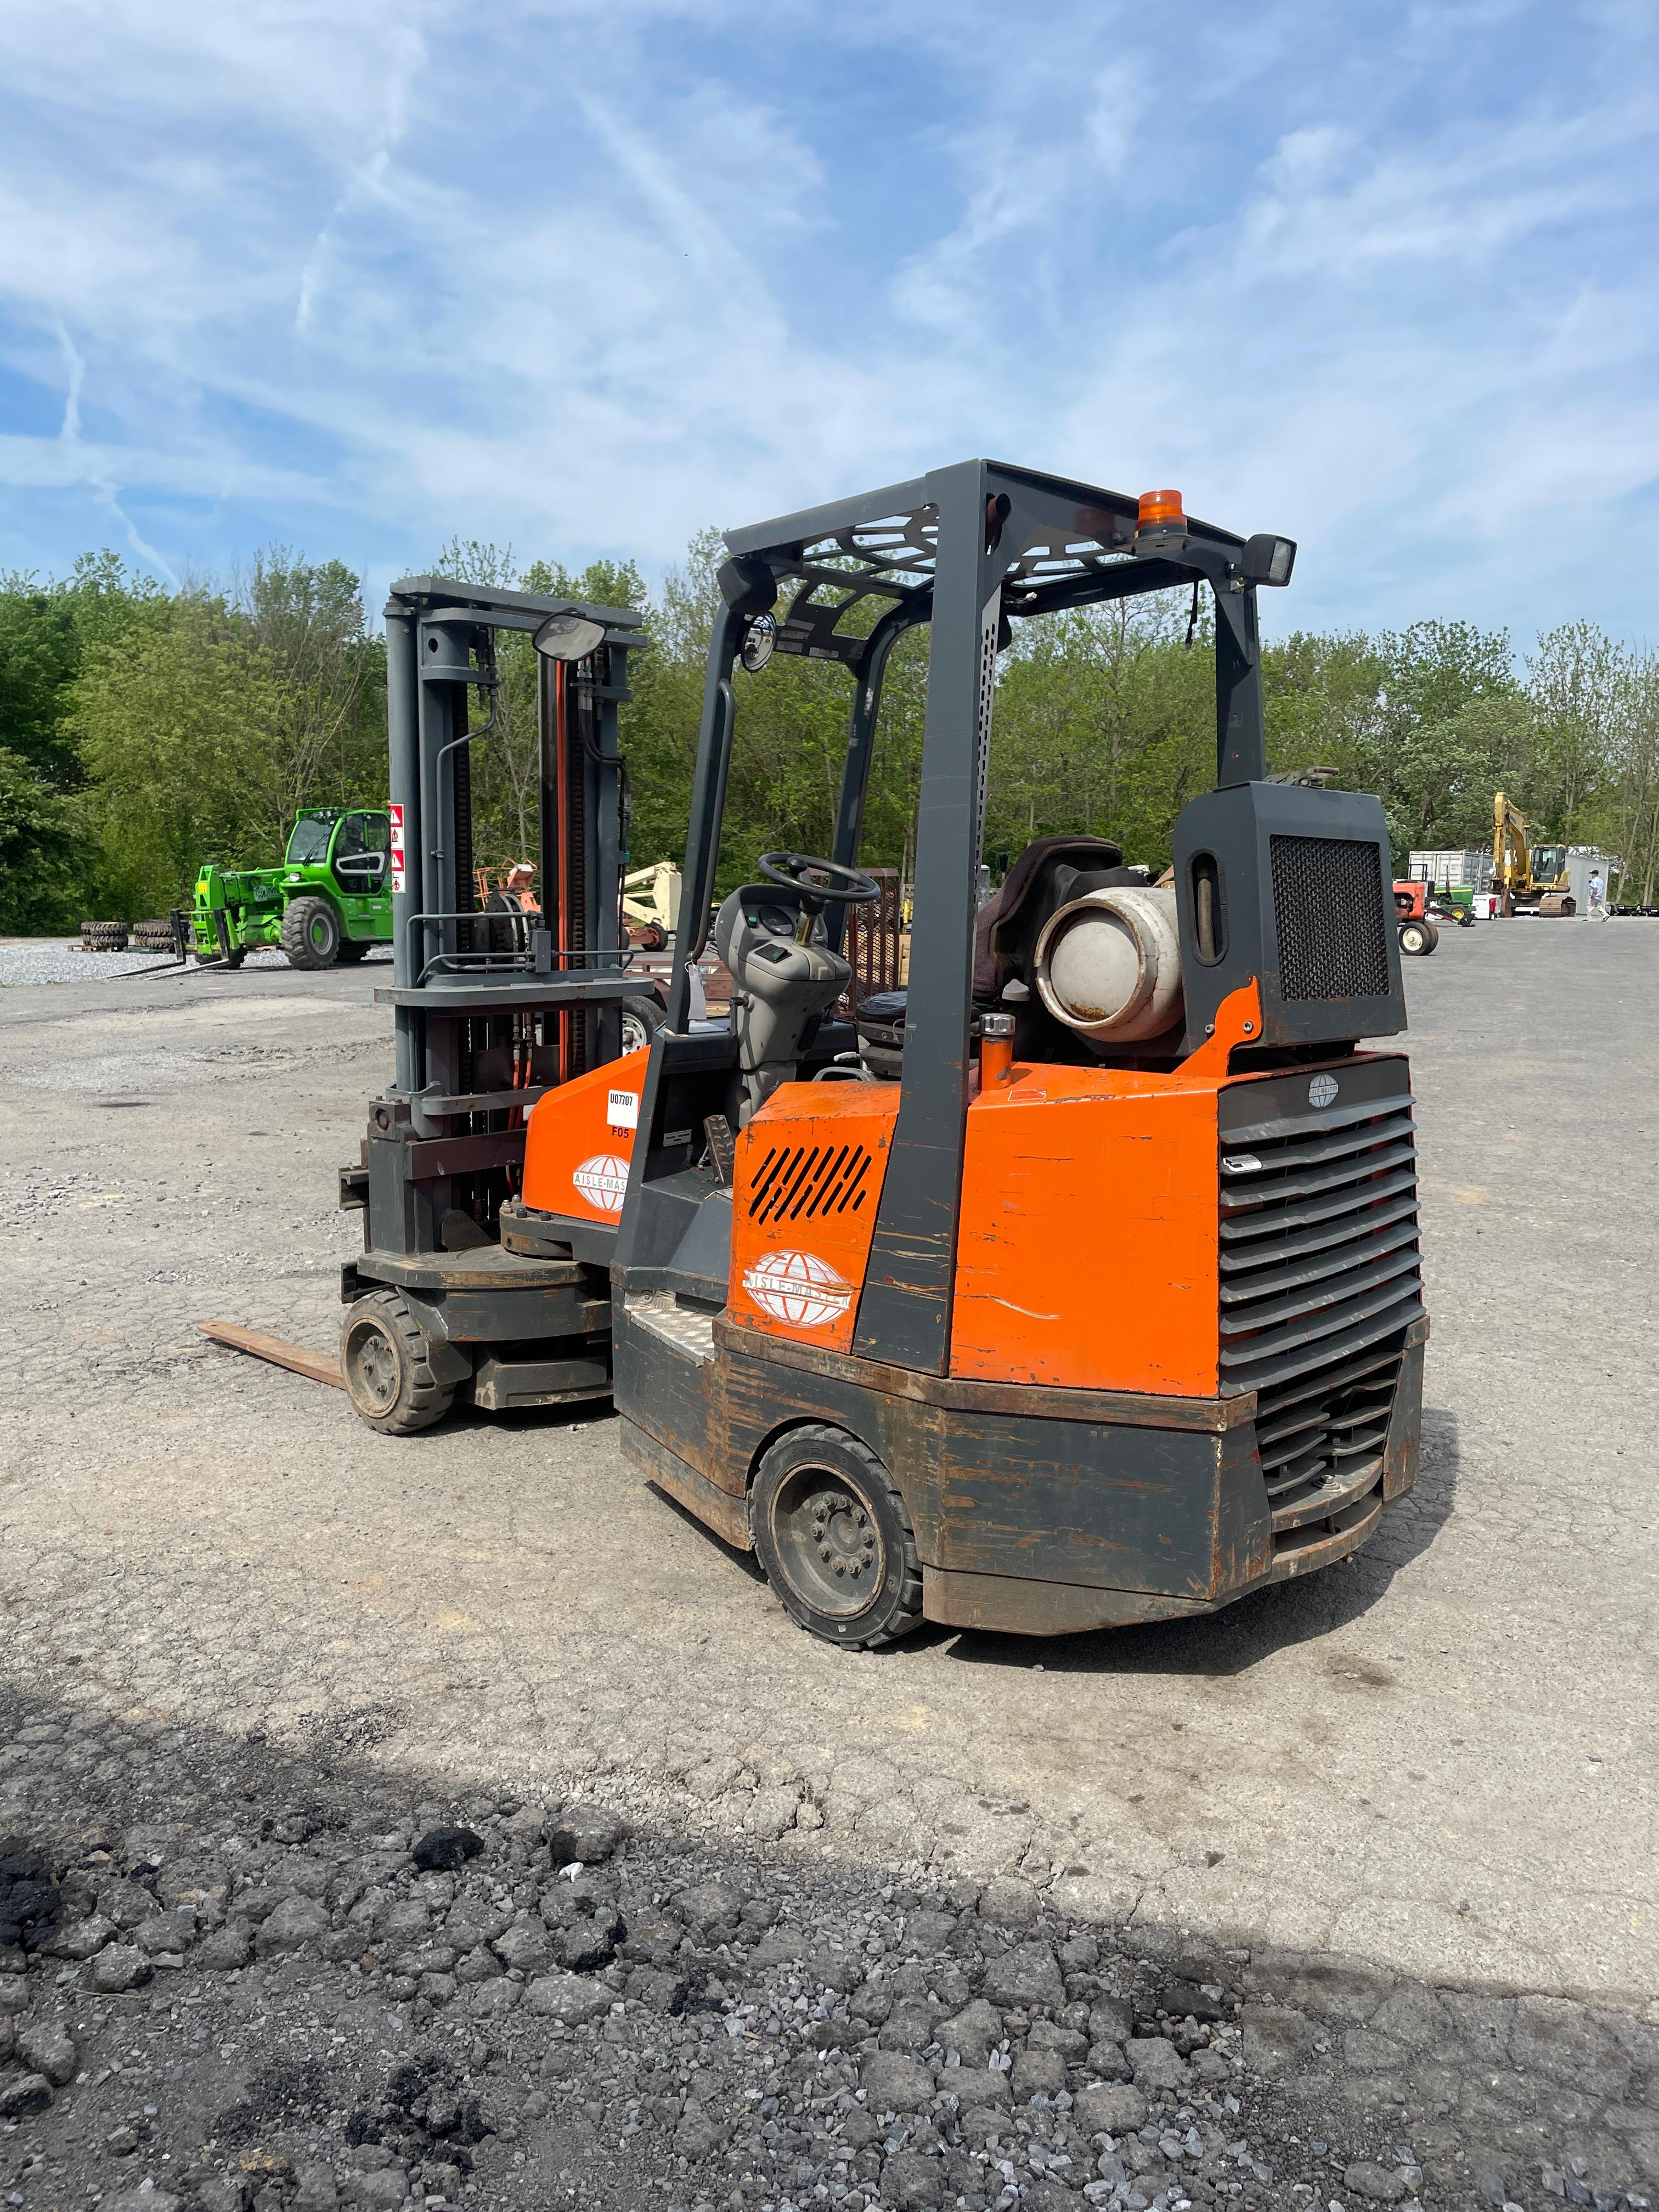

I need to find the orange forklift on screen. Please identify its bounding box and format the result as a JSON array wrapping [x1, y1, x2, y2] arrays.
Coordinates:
[[506, 462, 1427, 1646]]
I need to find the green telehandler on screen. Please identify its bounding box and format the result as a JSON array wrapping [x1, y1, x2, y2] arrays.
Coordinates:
[[189, 808, 393, 969]]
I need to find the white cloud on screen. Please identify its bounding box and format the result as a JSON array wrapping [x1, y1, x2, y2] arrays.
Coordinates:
[[0, 0, 1655, 644]]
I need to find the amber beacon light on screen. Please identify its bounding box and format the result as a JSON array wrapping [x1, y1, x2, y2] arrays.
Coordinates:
[[1137, 488, 1185, 528]]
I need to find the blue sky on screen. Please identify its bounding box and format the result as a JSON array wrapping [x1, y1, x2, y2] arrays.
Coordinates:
[[1, 0, 1657, 644]]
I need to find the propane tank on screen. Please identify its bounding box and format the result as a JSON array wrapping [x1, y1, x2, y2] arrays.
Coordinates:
[[1032, 886, 1184, 1042]]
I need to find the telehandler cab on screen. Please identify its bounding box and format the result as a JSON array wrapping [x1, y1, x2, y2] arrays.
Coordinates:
[[515, 460, 1427, 1645]]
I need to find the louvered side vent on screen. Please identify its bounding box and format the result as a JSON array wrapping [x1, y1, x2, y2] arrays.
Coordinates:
[[746, 1143, 874, 1226], [1252, 1340, 1403, 1548], [1217, 1087, 1423, 1400], [1220, 1077, 1421, 1553]]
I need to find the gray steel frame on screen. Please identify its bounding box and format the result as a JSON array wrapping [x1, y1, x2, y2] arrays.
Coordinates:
[[383, 576, 645, 1129], [669, 460, 1277, 1374]]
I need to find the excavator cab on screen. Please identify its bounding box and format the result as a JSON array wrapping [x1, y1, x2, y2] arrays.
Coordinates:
[[520, 461, 1427, 1645]]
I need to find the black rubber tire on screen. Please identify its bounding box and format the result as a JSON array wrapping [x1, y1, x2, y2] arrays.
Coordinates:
[[281, 895, 341, 969], [82, 921, 128, 950], [340, 1289, 456, 1435], [752, 1423, 923, 1649], [620, 993, 664, 1057], [336, 937, 370, 962], [1398, 919, 1434, 956], [194, 945, 246, 969]]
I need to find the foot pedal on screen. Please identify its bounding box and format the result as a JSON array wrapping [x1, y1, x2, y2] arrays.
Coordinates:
[[703, 1114, 736, 1187]]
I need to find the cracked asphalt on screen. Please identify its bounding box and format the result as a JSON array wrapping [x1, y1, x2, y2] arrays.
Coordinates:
[[1, 919, 1654, 2011]]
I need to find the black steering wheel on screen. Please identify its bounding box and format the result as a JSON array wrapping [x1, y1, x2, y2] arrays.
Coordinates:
[[758, 852, 881, 904]]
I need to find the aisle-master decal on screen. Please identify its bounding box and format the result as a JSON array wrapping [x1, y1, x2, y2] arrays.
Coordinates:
[[741, 1249, 853, 1328], [572, 1154, 630, 1214]]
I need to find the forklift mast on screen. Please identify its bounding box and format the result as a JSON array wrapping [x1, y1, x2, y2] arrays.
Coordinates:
[[336, 576, 649, 1426]]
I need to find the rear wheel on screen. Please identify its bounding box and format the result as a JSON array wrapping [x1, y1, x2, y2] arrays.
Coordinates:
[[282, 895, 341, 969], [620, 993, 664, 1056], [340, 1289, 456, 1435], [752, 1424, 923, 1649], [336, 937, 370, 962], [1398, 918, 1436, 956]]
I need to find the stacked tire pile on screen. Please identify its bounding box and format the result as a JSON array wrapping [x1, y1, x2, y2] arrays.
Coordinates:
[[132, 919, 176, 953], [78, 919, 128, 952]]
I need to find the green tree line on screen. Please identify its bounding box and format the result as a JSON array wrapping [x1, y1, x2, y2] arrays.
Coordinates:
[[5, 535, 1659, 933]]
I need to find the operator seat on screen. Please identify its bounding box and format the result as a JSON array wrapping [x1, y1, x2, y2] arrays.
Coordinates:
[[712, 884, 852, 1125], [850, 835, 1139, 1079]]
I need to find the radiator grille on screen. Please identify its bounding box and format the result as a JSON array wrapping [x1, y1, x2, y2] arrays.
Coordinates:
[[746, 1143, 873, 1226], [1271, 834, 1391, 1001], [1218, 1084, 1423, 1398]]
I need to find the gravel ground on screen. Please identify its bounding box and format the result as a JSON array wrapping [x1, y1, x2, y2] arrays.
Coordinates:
[[0, 944, 333, 989], [1, 1686, 1654, 2212], [1, 918, 1656, 2207]]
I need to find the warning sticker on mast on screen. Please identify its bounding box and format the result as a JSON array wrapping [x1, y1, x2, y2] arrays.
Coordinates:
[[388, 803, 405, 894]]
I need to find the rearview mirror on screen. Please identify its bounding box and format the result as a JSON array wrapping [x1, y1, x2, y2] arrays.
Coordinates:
[[533, 612, 607, 662]]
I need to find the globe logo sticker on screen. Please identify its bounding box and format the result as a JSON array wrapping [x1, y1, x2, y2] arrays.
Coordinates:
[[1308, 1073, 1340, 1110], [572, 1154, 630, 1214], [742, 1250, 853, 1329]]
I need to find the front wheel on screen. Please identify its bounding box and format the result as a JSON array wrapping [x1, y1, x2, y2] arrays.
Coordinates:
[[340, 1289, 457, 1434], [1398, 918, 1436, 956], [282, 895, 341, 969], [752, 1424, 923, 1649]]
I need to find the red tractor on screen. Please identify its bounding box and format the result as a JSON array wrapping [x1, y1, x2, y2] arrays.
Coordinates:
[[1391, 879, 1470, 955]]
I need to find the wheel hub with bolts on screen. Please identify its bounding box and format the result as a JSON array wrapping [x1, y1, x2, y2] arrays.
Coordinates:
[[768, 1460, 891, 1621], [811, 1489, 878, 1580], [346, 1323, 399, 1412]]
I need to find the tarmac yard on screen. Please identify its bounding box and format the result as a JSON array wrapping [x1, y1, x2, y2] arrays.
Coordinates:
[[1, 922, 1656, 2210]]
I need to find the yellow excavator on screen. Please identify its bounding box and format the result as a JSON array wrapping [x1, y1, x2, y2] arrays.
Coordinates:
[[1493, 793, 1574, 916]]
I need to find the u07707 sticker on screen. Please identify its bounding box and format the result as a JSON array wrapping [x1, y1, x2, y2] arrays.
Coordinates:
[[607, 1088, 639, 1130], [572, 1154, 630, 1214], [742, 1249, 853, 1328]]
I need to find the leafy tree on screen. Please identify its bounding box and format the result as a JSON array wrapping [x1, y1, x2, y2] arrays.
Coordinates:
[[235, 549, 383, 832], [0, 552, 166, 785], [69, 593, 285, 916], [1389, 692, 1535, 854], [0, 747, 92, 930], [991, 595, 1215, 871], [1522, 620, 1629, 841], [1608, 652, 1659, 905]]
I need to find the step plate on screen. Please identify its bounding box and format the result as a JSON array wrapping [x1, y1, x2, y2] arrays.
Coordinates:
[[626, 1291, 717, 1366]]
